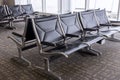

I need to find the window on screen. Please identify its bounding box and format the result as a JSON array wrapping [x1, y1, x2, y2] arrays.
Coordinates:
[[89, 0, 119, 20], [30, 0, 42, 11], [15, 0, 28, 5], [62, 0, 70, 13], [46, 0, 58, 13], [71, 0, 85, 12]]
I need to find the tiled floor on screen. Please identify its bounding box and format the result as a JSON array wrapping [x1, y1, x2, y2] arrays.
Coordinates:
[[0, 22, 120, 80]]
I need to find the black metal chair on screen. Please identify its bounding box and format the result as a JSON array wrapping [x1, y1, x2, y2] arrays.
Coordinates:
[[94, 9, 120, 41], [32, 15, 95, 80], [78, 11, 99, 34], [8, 17, 37, 66], [0, 5, 14, 29], [21, 4, 53, 18], [59, 13, 103, 56], [78, 10, 118, 38], [95, 9, 120, 30], [0, 5, 8, 21], [8, 13, 104, 80], [21, 4, 39, 16], [21, 4, 34, 15], [7, 5, 25, 22]]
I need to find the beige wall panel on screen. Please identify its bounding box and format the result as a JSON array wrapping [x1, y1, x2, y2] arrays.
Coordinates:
[[0, 0, 3, 5]]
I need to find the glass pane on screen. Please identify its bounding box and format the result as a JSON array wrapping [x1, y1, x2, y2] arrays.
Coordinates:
[[62, 0, 70, 13], [30, 0, 42, 12], [71, 0, 85, 12], [15, 0, 28, 5], [89, 0, 119, 20], [15, 0, 20, 4], [46, 0, 58, 13]]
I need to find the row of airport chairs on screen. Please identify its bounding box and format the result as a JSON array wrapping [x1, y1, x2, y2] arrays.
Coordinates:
[[0, 4, 37, 29], [9, 9, 120, 80]]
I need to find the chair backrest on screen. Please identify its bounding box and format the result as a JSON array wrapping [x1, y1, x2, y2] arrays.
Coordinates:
[[23, 18, 36, 42], [0, 5, 8, 19], [32, 16, 64, 44], [7, 5, 23, 17], [59, 13, 82, 35], [21, 4, 34, 15], [78, 11, 98, 29], [95, 9, 109, 24], [86, 8, 100, 12]]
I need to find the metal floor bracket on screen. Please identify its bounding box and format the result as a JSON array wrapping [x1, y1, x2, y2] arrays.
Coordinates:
[[107, 34, 120, 42]]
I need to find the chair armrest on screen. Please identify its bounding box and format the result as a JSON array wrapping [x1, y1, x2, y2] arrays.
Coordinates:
[[33, 11, 39, 14], [100, 24, 112, 26], [111, 23, 120, 26], [110, 20, 120, 23], [17, 13, 27, 17], [0, 14, 13, 21], [66, 34, 79, 37], [41, 41, 56, 47], [8, 36, 22, 46], [110, 21, 120, 26], [21, 12, 27, 15], [100, 23, 120, 26], [1, 14, 13, 18], [84, 28, 98, 31], [12, 32, 23, 37]]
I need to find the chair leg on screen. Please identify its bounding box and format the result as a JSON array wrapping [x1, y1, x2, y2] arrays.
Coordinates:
[[5, 21, 15, 30], [0, 24, 5, 27], [88, 46, 102, 56], [80, 46, 102, 56], [33, 58, 61, 80], [11, 47, 31, 67], [10, 21, 15, 29], [107, 34, 120, 42]]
